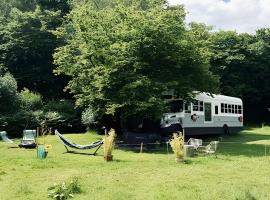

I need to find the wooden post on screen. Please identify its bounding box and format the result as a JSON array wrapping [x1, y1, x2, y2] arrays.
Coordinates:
[[166, 141, 170, 161], [183, 128, 185, 143], [36, 127, 39, 145], [43, 128, 46, 145], [139, 142, 144, 162]]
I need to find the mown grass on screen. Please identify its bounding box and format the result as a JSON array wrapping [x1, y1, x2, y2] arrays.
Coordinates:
[[0, 127, 270, 200]]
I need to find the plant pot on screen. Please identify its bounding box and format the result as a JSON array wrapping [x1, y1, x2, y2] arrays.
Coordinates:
[[175, 157, 183, 162], [104, 155, 113, 162], [37, 145, 47, 159]]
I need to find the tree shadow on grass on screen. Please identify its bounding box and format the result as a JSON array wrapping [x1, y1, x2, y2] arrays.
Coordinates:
[[63, 151, 104, 157], [117, 132, 270, 158]]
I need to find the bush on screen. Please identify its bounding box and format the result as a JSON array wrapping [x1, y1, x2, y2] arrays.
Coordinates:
[[33, 110, 62, 128], [0, 73, 20, 114], [169, 132, 184, 161], [81, 106, 96, 128], [104, 128, 116, 157], [0, 74, 84, 135], [48, 177, 82, 200], [19, 88, 43, 111], [43, 100, 82, 131]]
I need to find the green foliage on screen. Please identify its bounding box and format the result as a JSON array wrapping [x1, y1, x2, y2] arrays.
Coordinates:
[[48, 177, 82, 200], [19, 88, 43, 111], [81, 106, 96, 127], [0, 74, 42, 134], [0, 73, 79, 135], [0, 73, 20, 114], [210, 30, 270, 123], [0, 5, 67, 98], [43, 100, 82, 128], [33, 110, 61, 128], [54, 0, 219, 126]]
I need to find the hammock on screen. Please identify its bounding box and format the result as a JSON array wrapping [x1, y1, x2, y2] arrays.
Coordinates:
[[55, 130, 103, 155]]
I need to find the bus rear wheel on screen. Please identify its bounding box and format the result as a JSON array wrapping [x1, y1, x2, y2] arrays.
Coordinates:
[[223, 125, 230, 135]]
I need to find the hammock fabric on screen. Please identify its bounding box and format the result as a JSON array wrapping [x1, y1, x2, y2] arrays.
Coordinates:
[[55, 130, 103, 150]]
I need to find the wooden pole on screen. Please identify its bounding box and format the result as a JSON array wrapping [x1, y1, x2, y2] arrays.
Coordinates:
[[183, 128, 185, 142], [139, 142, 144, 162], [36, 127, 39, 145]]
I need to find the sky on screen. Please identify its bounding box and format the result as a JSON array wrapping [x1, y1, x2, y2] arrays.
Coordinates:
[[168, 0, 270, 34]]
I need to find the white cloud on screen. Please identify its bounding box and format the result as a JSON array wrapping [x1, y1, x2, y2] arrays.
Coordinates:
[[168, 0, 270, 34]]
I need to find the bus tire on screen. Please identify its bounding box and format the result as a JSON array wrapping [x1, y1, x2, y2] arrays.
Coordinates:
[[223, 125, 230, 135]]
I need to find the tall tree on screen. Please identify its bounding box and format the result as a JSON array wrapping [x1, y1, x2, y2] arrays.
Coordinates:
[[210, 30, 270, 123], [0, 6, 68, 98], [54, 1, 219, 128]]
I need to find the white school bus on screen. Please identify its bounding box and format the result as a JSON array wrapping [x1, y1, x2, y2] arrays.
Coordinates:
[[160, 92, 243, 135]]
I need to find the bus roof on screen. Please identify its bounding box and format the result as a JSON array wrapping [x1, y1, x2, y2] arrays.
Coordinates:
[[195, 92, 242, 104]]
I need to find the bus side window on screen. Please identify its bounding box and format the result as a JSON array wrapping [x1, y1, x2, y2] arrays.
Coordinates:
[[185, 103, 191, 113], [215, 105, 218, 115], [221, 103, 224, 113], [225, 104, 228, 113], [238, 105, 242, 114], [232, 105, 235, 114], [228, 104, 232, 113], [193, 101, 198, 111], [199, 101, 204, 111]]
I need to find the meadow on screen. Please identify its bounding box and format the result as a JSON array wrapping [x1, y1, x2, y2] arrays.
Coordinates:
[[0, 127, 270, 200]]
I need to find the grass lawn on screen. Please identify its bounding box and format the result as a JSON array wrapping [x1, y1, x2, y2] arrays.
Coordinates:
[[0, 127, 270, 200]]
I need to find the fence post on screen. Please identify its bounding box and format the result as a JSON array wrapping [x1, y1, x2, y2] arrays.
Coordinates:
[[166, 141, 170, 161]]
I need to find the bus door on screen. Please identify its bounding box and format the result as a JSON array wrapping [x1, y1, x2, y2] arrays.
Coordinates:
[[204, 102, 212, 122]]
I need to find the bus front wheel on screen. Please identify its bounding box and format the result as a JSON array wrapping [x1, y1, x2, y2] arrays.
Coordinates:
[[223, 125, 230, 135]]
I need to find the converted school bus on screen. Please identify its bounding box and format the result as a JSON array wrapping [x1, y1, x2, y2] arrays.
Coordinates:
[[161, 92, 243, 135]]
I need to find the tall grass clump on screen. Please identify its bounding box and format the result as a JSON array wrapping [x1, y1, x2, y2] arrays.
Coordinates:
[[169, 132, 184, 162], [104, 128, 116, 161], [48, 177, 81, 200]]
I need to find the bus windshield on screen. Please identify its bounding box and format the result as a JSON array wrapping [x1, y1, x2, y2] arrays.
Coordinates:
[[167, 100, 183, 113]]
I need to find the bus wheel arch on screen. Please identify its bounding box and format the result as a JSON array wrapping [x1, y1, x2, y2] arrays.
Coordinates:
[[223, 124, 230, 135], [174, 124, 183, 133]]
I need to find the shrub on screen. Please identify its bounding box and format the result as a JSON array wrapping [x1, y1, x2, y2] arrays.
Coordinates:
[[34, 110, 62, 128], [19, 88, 43, 111], [0, 73, 20, 114], [48, 177, 81, 200], [169, 132, 184, 161], [81, 106, 96, 128], [43, 100, 82, 130], [104, 128, 116, 157]]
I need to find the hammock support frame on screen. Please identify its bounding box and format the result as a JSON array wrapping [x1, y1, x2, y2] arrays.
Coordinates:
[[55, 130, 103, 156]]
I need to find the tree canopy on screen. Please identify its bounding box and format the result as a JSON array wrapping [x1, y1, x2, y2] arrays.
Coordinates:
[[54, 1, 219, 126], [0, 0, 269, 134], [211, 30, 270, 122]]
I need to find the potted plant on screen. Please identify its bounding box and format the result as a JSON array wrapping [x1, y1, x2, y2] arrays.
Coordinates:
[[169, 132, 184, 162], [104, 128, 116, 161], [37, 127, 52, 159]]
